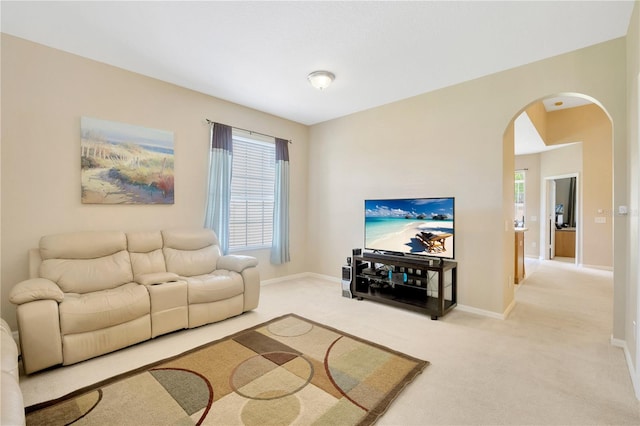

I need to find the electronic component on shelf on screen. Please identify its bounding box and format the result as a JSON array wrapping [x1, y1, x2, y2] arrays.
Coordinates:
[[341, 265, 352, 298], [388, 271, 407, 284]]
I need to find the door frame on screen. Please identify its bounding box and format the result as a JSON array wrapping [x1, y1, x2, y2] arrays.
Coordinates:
[[541, 172, 580, 265]]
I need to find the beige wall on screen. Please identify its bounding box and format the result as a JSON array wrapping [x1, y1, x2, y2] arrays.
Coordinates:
[[0, 35, 310, 329], [626, 1, 640, 380], [546, 105, 613, 267], [503, 122, 515, 311], [526, 103, 548, 143], [308, 38, 627, 318]]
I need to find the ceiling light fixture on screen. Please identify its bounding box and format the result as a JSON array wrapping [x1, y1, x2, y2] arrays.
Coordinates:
[[307, 70, 335, 90]]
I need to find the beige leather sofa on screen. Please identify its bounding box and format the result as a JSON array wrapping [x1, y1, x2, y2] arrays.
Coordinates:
[[9, 228, 259, 375], [1, 318, 25, 425]]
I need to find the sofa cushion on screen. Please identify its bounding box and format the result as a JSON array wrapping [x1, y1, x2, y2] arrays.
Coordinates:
[[186, 270, 244, 304], [59, 282, 150, 335], [162, 229, 222, 277], [130, 249, 167, 276], [127, 231, 163, 253], [128, 231, 168, 277], [162, 228, 219, 250], [164, 245, 220, 277], [40, 231, 127, 260], [41, 250, 134, 294]]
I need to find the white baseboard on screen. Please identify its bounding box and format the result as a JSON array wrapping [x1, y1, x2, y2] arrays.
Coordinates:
[[582, 264, 614, 272], [611, 336, 626, 348], [611, 336, 640, 400], [502, 299, 516, 319], [260, 273, 312, 286], [306, 272, 340, 283], [261, 272, 340, 286], [456, 304, 508, 320]]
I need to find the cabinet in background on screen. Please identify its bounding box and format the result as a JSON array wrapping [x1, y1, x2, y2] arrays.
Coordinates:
[[515, 229, 525, 284], [555, 229, 576, 257]]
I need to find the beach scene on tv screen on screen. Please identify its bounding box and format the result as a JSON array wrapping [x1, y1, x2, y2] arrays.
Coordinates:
[[365, 198, 454, 258]]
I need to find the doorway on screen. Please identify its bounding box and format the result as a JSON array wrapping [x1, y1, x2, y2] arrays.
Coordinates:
[[543, 173, 579, 264]]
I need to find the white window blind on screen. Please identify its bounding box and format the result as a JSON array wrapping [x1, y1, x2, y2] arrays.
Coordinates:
[[229, 134, 275, 251]]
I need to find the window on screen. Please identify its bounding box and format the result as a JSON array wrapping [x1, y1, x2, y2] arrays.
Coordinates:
[[229, 132, 275, 251], [514, 170, 525, 226]]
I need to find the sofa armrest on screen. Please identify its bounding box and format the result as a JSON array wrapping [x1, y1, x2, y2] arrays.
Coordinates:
[[1, 319, 19, 379], [217, 255, 258, 273], [1, 371, 24, 426], [16, 300, 63, 374], [9, 278, 64, 305], [135, 272, 180, 286], [0, 319, 24, 425]]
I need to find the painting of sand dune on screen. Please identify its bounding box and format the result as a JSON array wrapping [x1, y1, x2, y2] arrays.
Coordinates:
[[81, 117, 174, 204]]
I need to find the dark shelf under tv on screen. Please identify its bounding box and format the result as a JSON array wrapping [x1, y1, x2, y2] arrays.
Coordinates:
[[351, 253, 457, 320]]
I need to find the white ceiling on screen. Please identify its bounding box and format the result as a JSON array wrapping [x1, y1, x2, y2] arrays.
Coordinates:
[[0, 1, 635, 126], [542, 95, 595, 112], [515, 112, 547, 156], [514, 110, 581, 156]]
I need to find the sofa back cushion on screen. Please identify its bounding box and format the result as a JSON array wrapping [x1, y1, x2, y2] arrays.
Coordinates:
[[39, 231, 133, 294], [162, 229, 221, 277], [127, 231, 167, 276]]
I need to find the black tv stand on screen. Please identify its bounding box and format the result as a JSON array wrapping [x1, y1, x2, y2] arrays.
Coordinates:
[[352, 252, 457, 319]]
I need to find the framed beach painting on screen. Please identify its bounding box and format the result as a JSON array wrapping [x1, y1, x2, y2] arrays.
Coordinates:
[[81, 117, 175, 204]]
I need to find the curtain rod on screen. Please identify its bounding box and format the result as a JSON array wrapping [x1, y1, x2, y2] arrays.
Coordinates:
[[205, 119, 292, 144]]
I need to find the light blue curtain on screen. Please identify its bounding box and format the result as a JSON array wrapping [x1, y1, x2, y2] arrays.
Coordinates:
[[204, 123, 233, 254], [271, 138, 290, 264]]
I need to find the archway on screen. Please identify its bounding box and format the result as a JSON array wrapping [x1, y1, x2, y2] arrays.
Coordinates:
[[508, 93, 613, 274]]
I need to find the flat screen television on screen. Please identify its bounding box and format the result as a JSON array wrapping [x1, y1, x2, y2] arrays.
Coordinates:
[[364, 197, 455, 259]]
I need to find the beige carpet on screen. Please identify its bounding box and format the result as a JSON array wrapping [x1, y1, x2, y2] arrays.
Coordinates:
[[19, 259, 640, 424], [24, 314, 427, 425]]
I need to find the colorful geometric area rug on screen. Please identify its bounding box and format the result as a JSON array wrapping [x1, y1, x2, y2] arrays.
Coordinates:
[[25, 314, 429, 426]]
